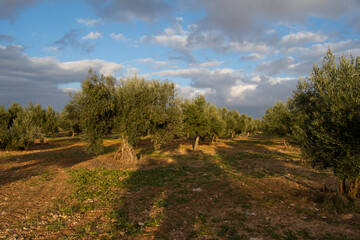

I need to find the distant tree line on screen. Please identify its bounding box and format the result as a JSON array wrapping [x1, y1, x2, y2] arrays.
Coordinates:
[[0, 70, 260, 154], [262, 49, 360, 198], [67, 69, 261, 157]]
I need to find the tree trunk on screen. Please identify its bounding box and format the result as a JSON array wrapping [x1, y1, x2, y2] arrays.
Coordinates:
[[211, 135, 216, 143], [283, 139, 288, 149], [187, 132, 190, 139], [72, 131, 75, 137], [230, 132, 234, 139], [193, 136, 200, 151], [114, 136, 137, 164], [338, 177, 347, 194], [348, 177, 360, 198]]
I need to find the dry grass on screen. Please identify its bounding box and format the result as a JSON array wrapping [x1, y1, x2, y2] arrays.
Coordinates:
[[0, 134, 359, 239]]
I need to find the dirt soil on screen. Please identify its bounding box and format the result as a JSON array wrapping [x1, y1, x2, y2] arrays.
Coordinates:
[[0, 135, 359, 239]]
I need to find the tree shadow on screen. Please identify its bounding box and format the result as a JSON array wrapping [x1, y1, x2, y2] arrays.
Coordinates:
[[0, 141, 119, 186], [107, 134, 344, 239], [109, 143, 255, 239]]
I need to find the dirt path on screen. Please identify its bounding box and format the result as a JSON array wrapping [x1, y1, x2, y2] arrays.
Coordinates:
[[0, 135, 359, 239]]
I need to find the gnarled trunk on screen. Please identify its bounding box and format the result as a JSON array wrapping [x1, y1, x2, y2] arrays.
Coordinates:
[[348, 177, 360, 199], [114, 136, 137, 164], [338, 177, 347, 194], [193, 135, 200, 151]]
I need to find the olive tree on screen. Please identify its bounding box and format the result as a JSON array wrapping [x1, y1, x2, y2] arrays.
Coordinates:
[[71, 69, 116, 154], [114, 75, 183, 158], [262, 101, 292, 146], [207, 104, 226, 142], [289, 49, 360, 198], [182, 95, 209, 151]]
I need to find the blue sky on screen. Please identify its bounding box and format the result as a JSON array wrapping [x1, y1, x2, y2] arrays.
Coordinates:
[[1, 0, 360, 118]]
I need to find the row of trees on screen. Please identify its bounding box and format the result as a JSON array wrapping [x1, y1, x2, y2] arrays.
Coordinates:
[[1, 49, 358, 198], [68, 70, 261, 156], [0, 103, 57, 150], [262, 49, 360, 198], [0, 77, 260, 153]]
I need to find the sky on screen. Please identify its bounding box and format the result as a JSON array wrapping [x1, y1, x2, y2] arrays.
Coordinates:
[[1, 0, 360, 118]]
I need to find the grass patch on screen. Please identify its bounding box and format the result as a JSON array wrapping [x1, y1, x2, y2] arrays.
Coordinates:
[[67, 168, 128, 204], [124, 166, 187, 190]]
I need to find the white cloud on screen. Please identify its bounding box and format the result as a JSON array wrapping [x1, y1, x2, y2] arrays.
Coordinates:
[[136, 58, 176, 69], [0, 44, 123, 110], [228, 41, 270, 53], [139, 31, 188, 51], [241, 53, 265, 61], [77, 18, 101, 27], [82, 32, 103, 40], [59, 59, 123, 76], [175, 84, 213, 100], [280, 31, 327, 46], [110, 33, 126, 41], [268, 77, 296, 85], [230, 84, 257, 99], [190, 60, 224, 68], [251, 75, 262, 82], [288, 40, 360, 59]]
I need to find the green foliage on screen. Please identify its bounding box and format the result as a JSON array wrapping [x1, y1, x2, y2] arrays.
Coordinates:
[[207, 104, 226, 141], [72, 69, 116, 154], [224, 109, 240, 138], [44, 106, 58, 135], [7, 102, 23, 127], [5, 109, 44, 150], [115, 75, 183, 149], [0, 103, 46, 150], [289, 49, 360, 195], [60, 102, 81, 136], [262, 101, 292, 138], [28, 102, 45, 129], [182, 95, 210, 138]]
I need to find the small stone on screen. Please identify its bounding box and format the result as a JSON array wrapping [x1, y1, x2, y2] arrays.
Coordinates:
[[1, 211, 7, 215], [192, 188, 202, 192], [322, 216, 327, 219], [300, 216, 307, 220], [84, 199, 94, 203], [138, 222, 145, 226], [265, 217, 270, 221], [245, 211, 257, 216]]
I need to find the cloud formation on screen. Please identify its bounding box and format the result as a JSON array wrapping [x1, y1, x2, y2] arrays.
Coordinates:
[[0, 0, 43, 22], [54, 29, 95, 53], [0, 34, 14, 43], [110, 33, 126, 41], [82, 32, 103, 40], [87, 0, 171, 22], [77, 18, 101, 27], [154, 67, 297, 117], [0, 44, 123, 110], [193, 0, 360, 41]]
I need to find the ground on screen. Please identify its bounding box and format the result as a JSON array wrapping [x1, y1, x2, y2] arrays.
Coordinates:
[[0, 134, 359, 239]]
